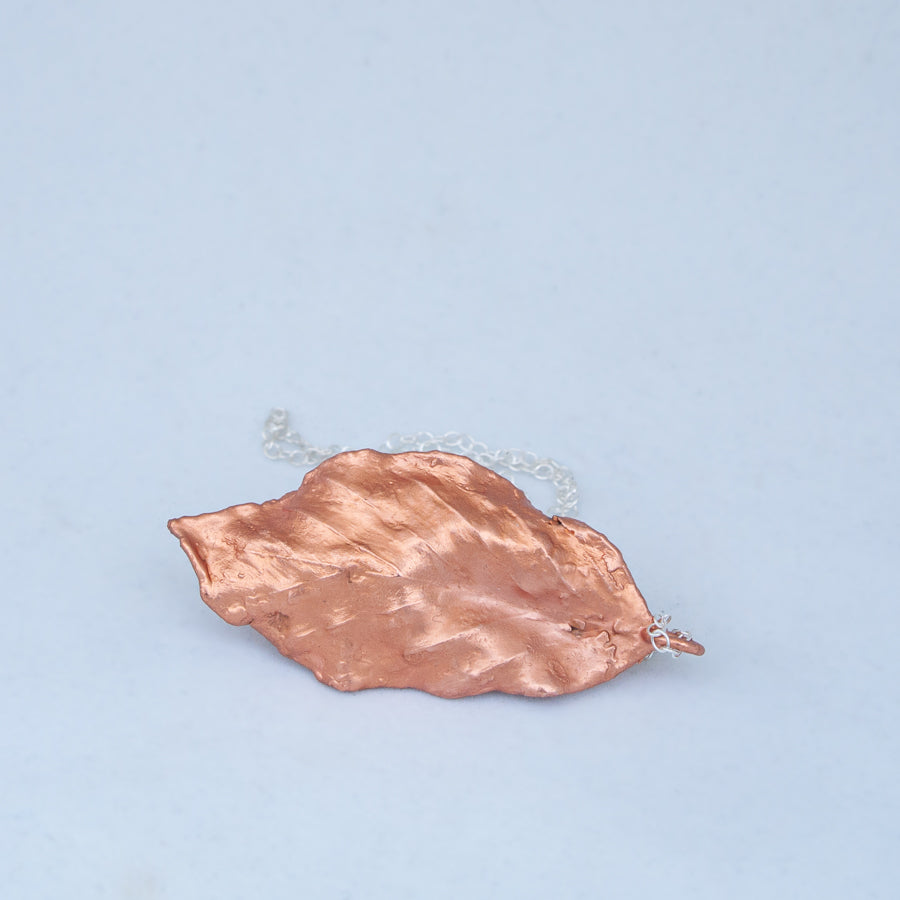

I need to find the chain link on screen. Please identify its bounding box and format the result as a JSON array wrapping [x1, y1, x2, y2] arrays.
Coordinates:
[[262, 408, 579, 517], [646, 612, 693, 658]]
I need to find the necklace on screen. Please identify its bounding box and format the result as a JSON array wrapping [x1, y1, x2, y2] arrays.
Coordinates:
[[168, 409, 704, 698]]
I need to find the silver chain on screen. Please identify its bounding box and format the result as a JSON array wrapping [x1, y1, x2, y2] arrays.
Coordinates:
[[261, 408, 580, 517], [646, 612, 693, 657]]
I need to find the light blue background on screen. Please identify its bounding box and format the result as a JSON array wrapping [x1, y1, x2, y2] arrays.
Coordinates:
[[2, 3, 897, 898]]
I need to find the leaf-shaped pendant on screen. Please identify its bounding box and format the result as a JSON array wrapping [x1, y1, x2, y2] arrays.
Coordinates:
[[169, 450, 703, 698]]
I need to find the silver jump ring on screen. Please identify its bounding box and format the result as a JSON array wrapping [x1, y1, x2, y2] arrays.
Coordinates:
[[647, 611, 685, 658]]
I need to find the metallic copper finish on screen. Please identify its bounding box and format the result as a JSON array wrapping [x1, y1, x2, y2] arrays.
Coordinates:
[[169, 450, 703, 697], [665, 632, 705, 657]]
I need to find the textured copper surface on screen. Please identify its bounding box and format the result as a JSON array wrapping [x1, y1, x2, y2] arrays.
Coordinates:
[[169, 450, 703, 698]]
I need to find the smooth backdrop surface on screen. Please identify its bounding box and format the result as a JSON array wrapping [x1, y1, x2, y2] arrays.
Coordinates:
[[2, 3, 898, 898]]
